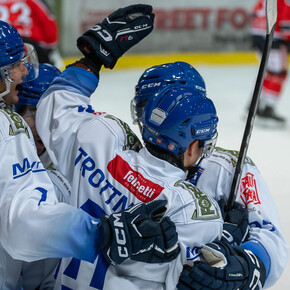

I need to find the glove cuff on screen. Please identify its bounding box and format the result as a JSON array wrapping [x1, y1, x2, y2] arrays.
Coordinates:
[[235, 246, 266, 289], [66, 57, 102, 78], [99, 215, 113, 255]]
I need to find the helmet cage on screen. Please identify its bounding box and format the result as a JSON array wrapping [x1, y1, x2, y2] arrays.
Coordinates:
[[201, 133, 218, 158], [0, 43, 39, 84], [0, 43, 39, 99]]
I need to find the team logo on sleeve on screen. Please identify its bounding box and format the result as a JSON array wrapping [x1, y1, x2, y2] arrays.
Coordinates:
[[240, 172, 261, 207], [107, 155, 164, 202]]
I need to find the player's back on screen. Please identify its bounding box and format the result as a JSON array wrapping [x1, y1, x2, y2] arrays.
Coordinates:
[[191, 147, 289, 288], [36, 70, 222, 289], [54, 115, 222, 289]]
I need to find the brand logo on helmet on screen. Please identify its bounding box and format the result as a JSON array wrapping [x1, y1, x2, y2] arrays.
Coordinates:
[[195, 128, 210, 134], [107, 155, 164, 202], [168, 143, 176, 151], [240, 172, 261, 207], [147, 126, 159, 135], [141, 82, 162, 90], [195, 85, 206, 92]]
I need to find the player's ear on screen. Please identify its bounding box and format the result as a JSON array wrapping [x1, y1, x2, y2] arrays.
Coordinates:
[[187, 140, 199, 157]]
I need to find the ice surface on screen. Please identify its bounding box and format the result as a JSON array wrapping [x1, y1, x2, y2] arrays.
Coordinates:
[[91, 65, 290, 289]]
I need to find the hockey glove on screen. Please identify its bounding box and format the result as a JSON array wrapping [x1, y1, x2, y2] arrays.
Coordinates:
[[177, 241, 266, 290], [219, 199, 249, 246], [100, 200, 180, 265], [77, 4, 155, 69]]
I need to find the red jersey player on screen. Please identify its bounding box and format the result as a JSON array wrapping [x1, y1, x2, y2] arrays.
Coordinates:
[[0, 0, 63, 67], [250, 0, 290, 127]]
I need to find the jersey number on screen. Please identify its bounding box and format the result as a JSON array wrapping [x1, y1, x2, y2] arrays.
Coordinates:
[[0, 3, 31, 26], [59, 199, 109, 289]]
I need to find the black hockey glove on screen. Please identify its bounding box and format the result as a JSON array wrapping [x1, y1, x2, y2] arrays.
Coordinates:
[[100, 200, 180, 265], [177, 241, 266, 290], [77, 4, 155, 69], [218, 199, 249, 246]]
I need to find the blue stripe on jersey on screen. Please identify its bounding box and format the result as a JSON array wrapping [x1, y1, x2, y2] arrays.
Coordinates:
[[242, 239, 271, 278], [43, 66, 99, 100]]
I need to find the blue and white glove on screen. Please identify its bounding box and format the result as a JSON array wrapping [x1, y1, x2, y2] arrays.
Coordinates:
[[177, 241, 266, 290], [100, 200, 180, 265], [77, 4, 154, 69], [219, 199, 249, 246]]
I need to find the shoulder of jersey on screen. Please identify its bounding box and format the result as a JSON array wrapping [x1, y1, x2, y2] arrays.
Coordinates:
[[204, 147, 255, 171], [102, 114, 142, 152], [0, 108, 31, 140]]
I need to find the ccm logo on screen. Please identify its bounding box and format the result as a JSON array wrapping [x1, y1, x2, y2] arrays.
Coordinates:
[[196, 128, 210, 134], [141, 82, 162, 89], [113, 213, 129, 258]]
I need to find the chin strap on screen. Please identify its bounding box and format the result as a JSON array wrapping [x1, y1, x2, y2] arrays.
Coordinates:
[[0, 77, 11, 100], [0, 99, 5, 108]]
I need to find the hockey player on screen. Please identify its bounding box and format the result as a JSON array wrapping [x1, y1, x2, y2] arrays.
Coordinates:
[[0, 64, 66, 289], [0, 18, 179, 274], [131, 62, 289, 289], [15, 63, 62, 162], [36, 4, 223, 289], [248, 0, 290, 127], [0, 0, 64, 68]]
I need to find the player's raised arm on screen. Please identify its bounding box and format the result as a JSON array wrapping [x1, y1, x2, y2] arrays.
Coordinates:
[[36, 4, 155, 172]]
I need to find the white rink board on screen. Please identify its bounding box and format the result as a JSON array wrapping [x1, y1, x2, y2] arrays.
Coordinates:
[[60, 0, 255, 56]]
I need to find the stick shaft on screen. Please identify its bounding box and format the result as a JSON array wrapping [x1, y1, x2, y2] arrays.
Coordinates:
[[226, 0, 277, 210]]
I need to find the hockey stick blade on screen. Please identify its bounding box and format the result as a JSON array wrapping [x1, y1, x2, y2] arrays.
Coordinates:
[[226, 0, 277, 210]]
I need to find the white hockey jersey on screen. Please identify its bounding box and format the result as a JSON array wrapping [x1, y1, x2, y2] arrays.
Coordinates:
[[36, 67, 223, 289], [190, 148, 289, 288], [0, 149, 71, 289], [0, 107, 102, 263]]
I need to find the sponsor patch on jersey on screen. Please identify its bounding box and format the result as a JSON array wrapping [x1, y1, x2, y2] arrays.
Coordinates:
[[188, 166, 204, 186], [13, 158, 45, 179], [77, 105, 105, 115], [186, 246, 201, 261], [107, 155, 164, 202], [1, 108, 30, 138], [240, 172, 261, 207], [175, 180, 220, 220]]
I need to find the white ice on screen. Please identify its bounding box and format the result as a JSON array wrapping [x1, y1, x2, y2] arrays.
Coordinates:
[[91, 64, 290, 289]]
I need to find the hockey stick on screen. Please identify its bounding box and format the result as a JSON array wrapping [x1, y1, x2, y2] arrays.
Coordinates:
[[226, 0, 277, 210]]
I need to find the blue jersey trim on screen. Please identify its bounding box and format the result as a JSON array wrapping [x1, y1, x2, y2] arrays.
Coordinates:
[[43, 66, 99, 99], [242, 240, 271, 278]]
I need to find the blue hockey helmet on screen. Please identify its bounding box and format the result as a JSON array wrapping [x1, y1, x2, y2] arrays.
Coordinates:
[[131, 61, 206, 125], [0, 20, 24, 67], [142, 85, 218, 160], [15, 63, 61, 109], [0, 20, 39, 99]]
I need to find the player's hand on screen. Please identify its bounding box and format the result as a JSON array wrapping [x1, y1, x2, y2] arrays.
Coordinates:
[[177, 241, 266, 290], [77, 4, 154, 69], [219, 199, 249, 246], [100, 200, 180, 265]]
